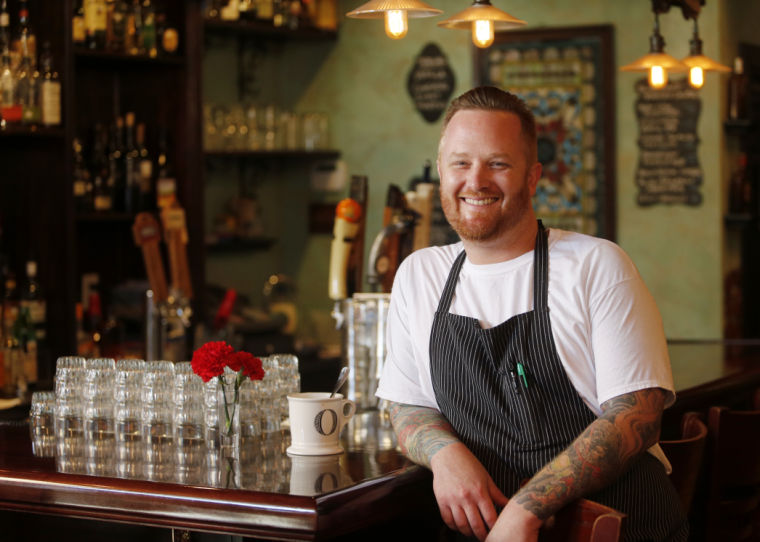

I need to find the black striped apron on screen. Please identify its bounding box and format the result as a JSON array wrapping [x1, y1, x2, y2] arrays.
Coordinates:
[[429, 221, 687, 541]]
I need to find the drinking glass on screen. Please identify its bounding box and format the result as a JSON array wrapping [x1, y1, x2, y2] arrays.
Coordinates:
[[141, 360, 175, 446], [83, 358, 117, 472], [114, 359, 144, 469], [54, 356, 85, 440], [30, 390, 55, 457], [173, 361, 204, 446]]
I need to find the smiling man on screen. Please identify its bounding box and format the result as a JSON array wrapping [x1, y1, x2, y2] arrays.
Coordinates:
[[375, 87, 687, 541]]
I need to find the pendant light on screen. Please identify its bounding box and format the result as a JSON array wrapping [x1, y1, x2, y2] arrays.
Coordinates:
[[437, 0, 525, 49], [620, 11, 688, 89], [681, 17, 730, 89], [346, 0, 442, 40]]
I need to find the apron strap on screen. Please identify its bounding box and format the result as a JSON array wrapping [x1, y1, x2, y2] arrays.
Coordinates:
[[436, 251, 466, 314], [534, 220, 549, 311]]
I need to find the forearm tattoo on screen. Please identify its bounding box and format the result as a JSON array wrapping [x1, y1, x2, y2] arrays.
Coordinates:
[[388, 402, 459, 468], [513, 388, 666, 520]]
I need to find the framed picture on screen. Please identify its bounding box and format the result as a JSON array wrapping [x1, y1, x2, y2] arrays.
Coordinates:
[[475, 25, 616, 240]]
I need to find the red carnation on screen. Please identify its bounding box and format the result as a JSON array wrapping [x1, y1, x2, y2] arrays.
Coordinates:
[[191, 341, 235, 382], [229, 351, 265, 381]]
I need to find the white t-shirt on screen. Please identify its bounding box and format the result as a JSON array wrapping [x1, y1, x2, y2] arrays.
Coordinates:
[[376, 228, 675, 416]]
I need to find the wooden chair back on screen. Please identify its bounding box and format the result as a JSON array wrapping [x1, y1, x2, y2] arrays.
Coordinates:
[[659, 411, 708, 513], [705, 404, 760, 541], [539, 498, 625, 542]]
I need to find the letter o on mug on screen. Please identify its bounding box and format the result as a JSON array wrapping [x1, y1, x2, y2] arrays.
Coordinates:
[[287, 392, 356, 456]]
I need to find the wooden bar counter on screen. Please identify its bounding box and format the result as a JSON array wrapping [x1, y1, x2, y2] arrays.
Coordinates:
[[0, 411, 439, 541], [0, 341, 758, 540]]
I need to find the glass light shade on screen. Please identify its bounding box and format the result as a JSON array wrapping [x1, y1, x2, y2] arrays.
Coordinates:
[[620, 52, 689, 73], [437, 2, 526, 30], [346, 0, 442, 19], [472, 19, 494, 48], [385, 10, 408, 39], [681, 54, 731, 73], [688, 66, 704, 88]]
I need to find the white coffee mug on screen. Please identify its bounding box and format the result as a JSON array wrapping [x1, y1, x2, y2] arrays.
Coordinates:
[[287, 392, 356, 456]]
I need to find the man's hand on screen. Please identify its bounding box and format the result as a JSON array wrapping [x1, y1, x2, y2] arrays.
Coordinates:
[[485, 498, 542, 542], [388, 402, 507, 541], [431, 442, 509, 540]]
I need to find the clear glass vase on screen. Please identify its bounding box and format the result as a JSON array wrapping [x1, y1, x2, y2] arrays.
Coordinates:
[[217, 372, 240, 454]]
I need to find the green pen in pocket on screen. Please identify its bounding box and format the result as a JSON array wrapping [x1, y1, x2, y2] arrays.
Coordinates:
[[516, 362, 529, 388]]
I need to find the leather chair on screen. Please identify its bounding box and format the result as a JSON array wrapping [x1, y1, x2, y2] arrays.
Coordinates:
[[539, 498, 625, 542], [703, 404, 760, 541], [659, 411, 708, 514]]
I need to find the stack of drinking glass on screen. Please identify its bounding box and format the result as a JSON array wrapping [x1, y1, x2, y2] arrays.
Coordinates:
[[28, 354, 301, 488]]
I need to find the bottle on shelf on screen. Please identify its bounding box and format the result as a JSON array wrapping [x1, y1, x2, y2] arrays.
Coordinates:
[[91, 123, 113, 212], [142, 0, 157, 57], [2, 268, 18, 342], [0, 44, 18, 125], [126, 0, 144, 55], [0, 0, 9, 52], [109, 116, 126, 212], [136, 122, 154, 211], [15, 51, 39, 125], [19, 260, 43, 384], [73, 137, 93, 213], [11, 0, 36, 70], [87, 286, 104, 357], [728, 56, 749, 121], [73, 0, 86, 46], [85, 0, 107, 50], [156, 127, 177, 209], [256, 0, 274, 21], [729, 152, 752, 215], [220, 0, 241, 21], [39, 42, 61, 126], [239, 0, 257, 20], [108, 0, 128, 53], [124, 111, 139, 213]]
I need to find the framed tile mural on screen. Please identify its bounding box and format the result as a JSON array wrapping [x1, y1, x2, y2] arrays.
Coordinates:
[[475, 25, 616, 240]]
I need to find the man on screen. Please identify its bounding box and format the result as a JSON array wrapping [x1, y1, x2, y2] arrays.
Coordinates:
[[375, 86, 687, 541]]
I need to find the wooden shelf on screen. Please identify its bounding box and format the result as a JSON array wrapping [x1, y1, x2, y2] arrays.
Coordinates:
[[206, 236, 276, 253], [75, 212, 136, 224], [724, 118, 754, 135], [203, 18, 338, 40], [0, 124, 65, 138], [204, 149, 340, 160], [724, 213, 755, 226], [74, 48, 186, 67]]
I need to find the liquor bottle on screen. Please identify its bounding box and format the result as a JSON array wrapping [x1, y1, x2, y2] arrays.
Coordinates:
[[314, 0, 337, 31], [2, 270, 18, 342], [728, 57, 749, 121], [126, 0, 143, 55], [220, 0, 241, 21], [109, 116, 126, 211], [85, 0, 107, 50], [0, 47, 18, 124], [155, 127, 177, 209], [91, 124, 113, 212], [39, 42, 61, 126], [73, 137, 93, 213], [72, 0, 86, 46], [239, 0, 257, 20], [272, 0, 286, 27], [12, 0, 36, 70], [87, 287, 104, 358], [20, 260, 44, 383], [108, 0, 128, 53], [123, 112, 139, 213], [256, 0, 274, 21], [142, 0, 157, 57], [136, 122, 154, 211], [729, 153, 751, 215], [0, 0, 9, 54], [16, 52, 40, 125]]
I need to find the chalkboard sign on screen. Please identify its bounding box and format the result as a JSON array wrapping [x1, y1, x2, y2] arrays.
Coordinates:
[[635, 78, 703, 206], [406, 43, 456, 123]]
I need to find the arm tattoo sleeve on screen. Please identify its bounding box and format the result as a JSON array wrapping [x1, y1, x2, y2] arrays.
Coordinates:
[[387, 401, 459, 468], [512, 387, 666, 520]]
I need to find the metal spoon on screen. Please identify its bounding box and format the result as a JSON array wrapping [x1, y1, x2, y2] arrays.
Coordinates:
[[330, 366, 350, 398]]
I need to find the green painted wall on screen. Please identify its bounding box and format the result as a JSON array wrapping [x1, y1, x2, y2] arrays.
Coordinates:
[[205, 0, 754, 346]]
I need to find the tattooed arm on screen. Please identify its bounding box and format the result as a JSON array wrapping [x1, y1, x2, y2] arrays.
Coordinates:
[[389, 401, 508, 541], [485, 387, 667, 542]]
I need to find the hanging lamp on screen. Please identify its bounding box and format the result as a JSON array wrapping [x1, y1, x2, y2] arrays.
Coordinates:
[[437, 0, 525, 48], [346, 0, 442, 40]]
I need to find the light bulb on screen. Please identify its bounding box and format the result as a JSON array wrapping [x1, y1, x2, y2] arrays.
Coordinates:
[[472, 19, 494, 48], [689, 66, 704, 89], [384, 10, 408, 39], [649, 65, 667, 89]]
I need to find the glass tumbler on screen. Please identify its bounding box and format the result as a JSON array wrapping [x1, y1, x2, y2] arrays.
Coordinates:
[[83, 358, 117, 472], [114, 359, 144, 465], [173, 361, 204, 446], [141, 360, 175, 445], [30, 390, 56, 457], [53, 356, 86, 440]]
